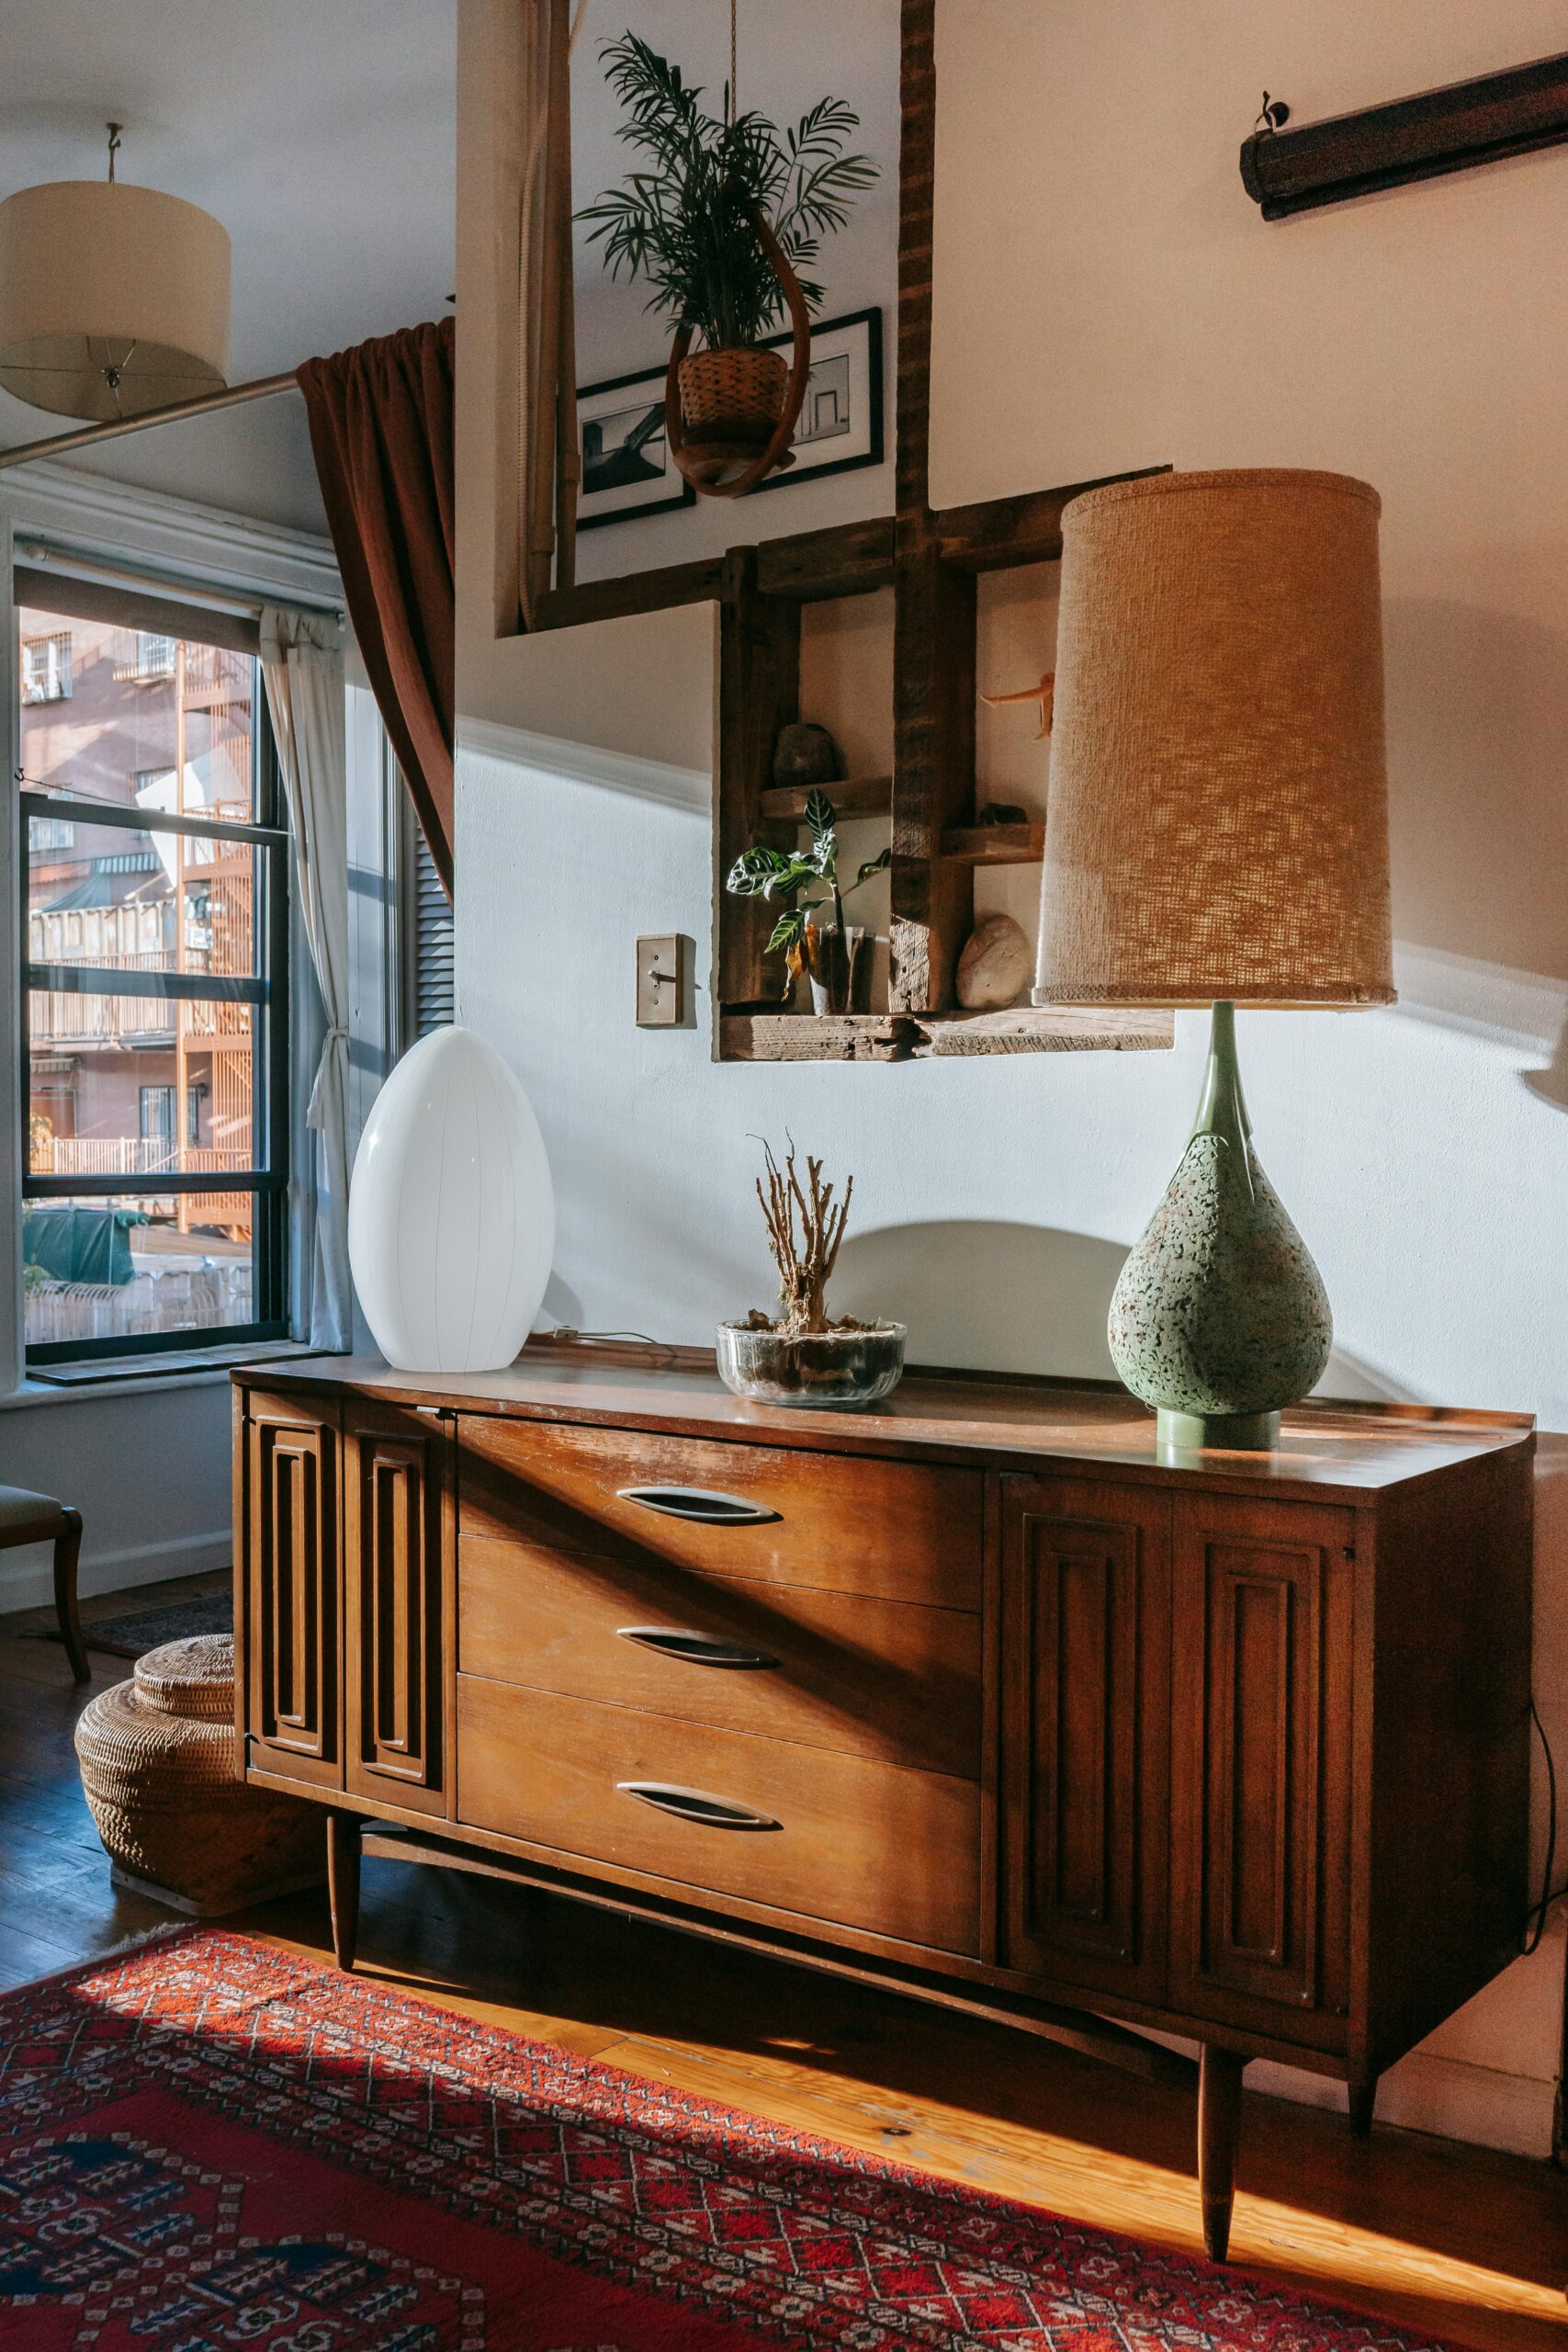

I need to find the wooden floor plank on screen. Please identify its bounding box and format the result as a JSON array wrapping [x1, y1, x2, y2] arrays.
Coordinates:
[[0, 1580, 1563, 2351]]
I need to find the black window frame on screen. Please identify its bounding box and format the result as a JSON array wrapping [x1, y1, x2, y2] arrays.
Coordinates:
[[19, 636, 291, 1365]]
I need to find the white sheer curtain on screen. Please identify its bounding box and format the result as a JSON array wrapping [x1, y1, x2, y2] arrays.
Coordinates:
[[261, 609, 351, 1351]]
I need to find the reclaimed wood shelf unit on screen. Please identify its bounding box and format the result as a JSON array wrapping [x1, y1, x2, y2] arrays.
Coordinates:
[[525, 1, 1175, 1064]]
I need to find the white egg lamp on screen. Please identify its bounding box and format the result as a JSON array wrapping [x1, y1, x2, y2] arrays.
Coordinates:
[[348, 1027, 555, 1374]]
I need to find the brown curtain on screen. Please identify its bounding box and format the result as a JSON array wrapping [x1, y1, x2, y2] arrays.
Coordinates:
[[298, 318, 456, 897]]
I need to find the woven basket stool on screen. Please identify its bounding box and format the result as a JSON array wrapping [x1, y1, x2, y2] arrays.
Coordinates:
[[74, 1634, 323, 1916]]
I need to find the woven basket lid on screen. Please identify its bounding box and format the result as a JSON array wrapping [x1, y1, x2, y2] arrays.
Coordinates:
[[74, 1679, 241, 1790], [134, 1632, 235, 1720]]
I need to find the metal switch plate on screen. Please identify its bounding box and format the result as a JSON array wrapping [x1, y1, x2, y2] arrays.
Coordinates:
[[636, 933, 686, 1026]]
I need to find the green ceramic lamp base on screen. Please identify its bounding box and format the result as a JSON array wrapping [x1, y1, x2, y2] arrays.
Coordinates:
[[1156, 1407, 1281, 1453], [1108, 1002, 1334, 1456]]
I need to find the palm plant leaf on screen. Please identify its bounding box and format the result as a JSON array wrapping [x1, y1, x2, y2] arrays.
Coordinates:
[[581, 37, 879, 349]]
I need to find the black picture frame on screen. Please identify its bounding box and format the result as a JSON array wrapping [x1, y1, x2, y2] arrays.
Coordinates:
[[575, 364, 695, 532], [575, 305, 885, 527]]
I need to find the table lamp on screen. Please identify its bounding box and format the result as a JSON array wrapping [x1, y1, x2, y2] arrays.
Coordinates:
[[1034, 468, 1394, 1451]]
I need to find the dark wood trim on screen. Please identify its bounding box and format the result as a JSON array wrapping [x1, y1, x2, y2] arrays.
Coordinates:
[[755, 517, 896, 602], [534, 556, 728, 631], [931, 467, 1172, 571], [1239, 50, 1568, 220]]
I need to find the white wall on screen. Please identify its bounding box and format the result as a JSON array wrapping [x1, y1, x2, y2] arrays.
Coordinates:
[[454, 0, 1568, 2154]]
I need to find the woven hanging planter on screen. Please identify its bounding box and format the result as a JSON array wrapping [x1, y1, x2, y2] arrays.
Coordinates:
[[75, 1633, 323, 1916], [664, 207, 811, 498]]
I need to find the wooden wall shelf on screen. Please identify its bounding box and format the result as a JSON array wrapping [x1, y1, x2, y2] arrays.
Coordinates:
[[761, 775, 891, 826], [523, 2, 1174, 1068], [720, 1004, 1173, 1063], [941, 821, 1045, 865]]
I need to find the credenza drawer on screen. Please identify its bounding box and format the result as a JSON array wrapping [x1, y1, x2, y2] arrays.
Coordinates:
[[455, 1676, 982, 1954], [457, 1417, 982, 1609], [457, 1533, 980, 1778]]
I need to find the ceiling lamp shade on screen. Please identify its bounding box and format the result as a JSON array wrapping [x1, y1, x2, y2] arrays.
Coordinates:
[[0, 177, 230, 422], [1034, 468, 1394, 1010]]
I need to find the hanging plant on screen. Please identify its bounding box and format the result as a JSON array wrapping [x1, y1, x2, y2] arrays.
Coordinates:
[[579, 33, 878, 495]]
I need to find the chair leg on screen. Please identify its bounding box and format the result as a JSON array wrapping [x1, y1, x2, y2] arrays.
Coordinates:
[[52, 1509, 88, 1683]]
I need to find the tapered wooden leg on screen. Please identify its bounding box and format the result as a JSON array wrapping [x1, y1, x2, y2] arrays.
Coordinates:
[[327, 1813, 361, 1972], [52, 1510, 88, 1684], [1198, 2045, 1246, 2262], [1348, 2073, 1378, 2137]]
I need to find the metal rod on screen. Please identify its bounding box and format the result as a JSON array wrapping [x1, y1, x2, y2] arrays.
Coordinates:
[[15, 540, 341, 623], [0, 369, 299, 474]]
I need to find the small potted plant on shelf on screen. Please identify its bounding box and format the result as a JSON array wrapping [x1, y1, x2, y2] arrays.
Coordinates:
[[717, 1136, 906, 1409], [580, 35, 877, 476], [726, 787, 889, 1013]]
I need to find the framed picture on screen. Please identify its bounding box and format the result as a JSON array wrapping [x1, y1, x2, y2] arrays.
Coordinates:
[[575, 368, 694, 531], [575, 306, 884, 527], [754, 306, 883, 495]]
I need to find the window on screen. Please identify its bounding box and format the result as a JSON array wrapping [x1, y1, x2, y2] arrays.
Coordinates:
[[18, 589, 289, 1363], [113, 630, 177, 684], [409, 824, 455, 1037], [21, 631, 73, 703]]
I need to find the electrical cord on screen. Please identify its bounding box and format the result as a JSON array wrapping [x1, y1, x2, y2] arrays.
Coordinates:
[[543, 1325, 669, 1348], [1522, 1693, 1562, 1956]]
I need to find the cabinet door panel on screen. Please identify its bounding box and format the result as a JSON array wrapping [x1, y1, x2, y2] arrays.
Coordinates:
[[244, 1391, 341, 1788], [344, 1403, 450, 1816], [1000, 1476, 1170, 2003], [1169, 1493, 1354, 2047]]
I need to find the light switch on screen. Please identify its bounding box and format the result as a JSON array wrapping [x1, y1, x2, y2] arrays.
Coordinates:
[[636, 933, 687, 1026]]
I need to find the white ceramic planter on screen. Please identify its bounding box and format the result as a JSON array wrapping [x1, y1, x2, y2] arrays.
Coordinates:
[[347, 1025, 555, 1373]]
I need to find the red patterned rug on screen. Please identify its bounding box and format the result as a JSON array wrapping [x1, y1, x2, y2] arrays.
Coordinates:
[[0, 1927, 1453, 2350]]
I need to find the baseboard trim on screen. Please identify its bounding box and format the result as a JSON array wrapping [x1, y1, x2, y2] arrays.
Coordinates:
[[1250, 2047, 1556, 2162], [0, 1529, 229, 1616]]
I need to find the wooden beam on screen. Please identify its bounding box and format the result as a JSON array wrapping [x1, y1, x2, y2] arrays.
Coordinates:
[[534, 556, 728, 632], [755, 516, 896, 601], [934, 464, 1173, 571], [1241, 49, 1568, 220], [716, 548, 801, 1010]]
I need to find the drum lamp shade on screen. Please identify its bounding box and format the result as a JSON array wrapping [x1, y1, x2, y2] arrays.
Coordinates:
[[0, 179, 231, 421], [1034, 468, 1395, 1010]]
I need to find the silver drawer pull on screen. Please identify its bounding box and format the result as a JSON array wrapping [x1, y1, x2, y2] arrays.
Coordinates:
[[615, 1781, 781, 1831], [617, 1484, 779, 1526], [616, 1625, 779, 1671]]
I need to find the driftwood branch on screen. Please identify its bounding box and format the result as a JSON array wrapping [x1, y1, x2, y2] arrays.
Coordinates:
[[751, 1135, 854, 1335]]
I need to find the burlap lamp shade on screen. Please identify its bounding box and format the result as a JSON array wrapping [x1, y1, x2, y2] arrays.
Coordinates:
[[1034, 468, 1394, 1010], [0, 179, 230, 423], [1034, 468, 1396, 1455]]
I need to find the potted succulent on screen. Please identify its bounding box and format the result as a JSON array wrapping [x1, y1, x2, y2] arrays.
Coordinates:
[[581, 36, 877, 469], [716, 1137, 905, 1409], [726, 787, 889, 1012]]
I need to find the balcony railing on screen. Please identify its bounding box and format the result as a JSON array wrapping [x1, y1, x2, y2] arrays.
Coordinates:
[[29, 995, 175, 1048], [32, 1139, 254, 1179]]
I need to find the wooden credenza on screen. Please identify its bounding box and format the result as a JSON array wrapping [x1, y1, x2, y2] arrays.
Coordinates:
[[232, 1350, 1534, 2258]]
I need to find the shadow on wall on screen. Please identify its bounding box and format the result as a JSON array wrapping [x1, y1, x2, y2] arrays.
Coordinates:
[[1384, 597, 1568, 991], [832, 1221, 1128, 1380], [832, 1217, 1423, 1403]]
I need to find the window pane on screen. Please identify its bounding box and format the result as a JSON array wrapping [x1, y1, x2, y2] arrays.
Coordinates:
[[28, 812, 263, 980], [18, 603, 256, 819], [28, 997, 258, 1178], [22, 1194, 257, 1350]]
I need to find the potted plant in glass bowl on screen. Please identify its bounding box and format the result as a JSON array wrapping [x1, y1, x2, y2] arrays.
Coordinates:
[[580, 35, 877, 489], [716, 1137, 905, 1409]]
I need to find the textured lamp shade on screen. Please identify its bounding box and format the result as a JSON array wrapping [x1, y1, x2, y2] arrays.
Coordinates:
[[1034, 468, 1394, 1009], [0, 180, 230, 421]]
